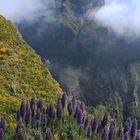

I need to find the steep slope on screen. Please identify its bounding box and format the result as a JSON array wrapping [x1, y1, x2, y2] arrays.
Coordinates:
[[0, 16, 62, 123], [18, 0, 140, 122]]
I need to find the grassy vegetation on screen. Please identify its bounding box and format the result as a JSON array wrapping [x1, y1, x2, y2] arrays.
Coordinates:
[[0, 16, 62, 125]]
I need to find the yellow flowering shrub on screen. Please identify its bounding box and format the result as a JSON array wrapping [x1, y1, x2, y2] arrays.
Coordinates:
[[0, 15, 63, 128]]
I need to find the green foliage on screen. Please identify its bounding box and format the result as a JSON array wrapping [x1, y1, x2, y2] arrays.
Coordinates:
[[0, 16, 62, 124]]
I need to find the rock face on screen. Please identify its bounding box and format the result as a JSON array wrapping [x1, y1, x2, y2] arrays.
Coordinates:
[[18, 0, 140, 122], [0, 16, 62, 121]]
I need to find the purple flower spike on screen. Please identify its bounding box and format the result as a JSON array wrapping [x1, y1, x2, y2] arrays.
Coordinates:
[[36, 109, 41, 121], [36, 120, 40, 130], [87, 126, 92, 138], [0, 117, 7, 132], [68, 101, 73, 115], [82, 116, 85, 124], [46, 104, 50, 114], [74, 107, 79, 118], [42, 114, 47, 128], [30, 95, 36, 108], [31, 104, 36, 118], [56, 97, 63, 119], [77, 109, 83, 124], [109, 121, 115, 140], [136, 132, 140, 140], [130, 119, 137, 137], [61, 93, 67, 108], [84, 118, 90, 130], [45, 128, 54, 140], [26, 101, 30, 111], [127, 117, 132, 133], [25, 109, 32, 126], [72, 96, 76, 110], [37, 99, 43, 112], [0, 128, 4, 140], [118, 126, 123, 138], [102, 125, 109, 140], [101, 112, 108, 129], [91, 113, 98, 133], [79, 102, 84, 113], [17, 108, 21, 121], [49, 104, 55, 119], [20, 99, 26, 119], [124, 132, 129, 140]]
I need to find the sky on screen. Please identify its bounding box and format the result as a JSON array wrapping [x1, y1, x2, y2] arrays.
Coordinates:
[[92, 0, 140, 38], [0, 0, 54, 23], [0, 0, 139, 38]]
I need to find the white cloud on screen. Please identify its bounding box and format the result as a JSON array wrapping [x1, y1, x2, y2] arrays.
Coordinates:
[[89, 0, 140, 38], [0, 0, 54, 23]]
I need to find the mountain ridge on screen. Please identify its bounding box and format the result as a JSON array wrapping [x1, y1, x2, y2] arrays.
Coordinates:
[[0, 15, 62, 123]]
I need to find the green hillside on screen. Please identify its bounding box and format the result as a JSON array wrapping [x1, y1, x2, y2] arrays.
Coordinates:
[[0, 16, 62, 125]]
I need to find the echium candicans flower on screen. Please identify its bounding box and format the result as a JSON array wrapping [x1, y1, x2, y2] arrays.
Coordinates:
[[30, 95, 36, 107], [91, 113, 98, 133], [82, 116, 85, 124], [25, 109, 32, 126], [20, 99, 26, 119], [79, 102, 84, 112], [57, 96, 61, 104], [67, 101, 73, 115], [77, 109, 83, 124], [0, 128, 4, 140], [130, 119, 137, 137], [36, 109, 41, 121], [0, 117, 7, 132], [31, 104, 36, 118], [84, 118, 90, 130], [124, 132, 129, 140], [45, 128, 54, 140], [136, 132, 140, 140], [127, 117, 132, 133], [37, 99, 43, 112], [102, 125, 109, 140], [49, 104, 55, 119], [72, 96, 76, 110], [36, 120, 40, 130], [26, 101, 30, 111], [109, 121, 115, 140], [101, 112, 108, 129], [56, 97, 63, 119], [87, 126, 92, 138], [17, 108, 21, 121], [42, 113, 47, 128], [79, 102, 84, 113], [46, 104, 50, 114], [61, 93, 67, 108], [118, 126, 123, 139], [74, 107, 79, 118]]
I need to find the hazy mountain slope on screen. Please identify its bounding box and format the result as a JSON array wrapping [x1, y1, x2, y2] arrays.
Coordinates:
[[0, 16, 62, 123], [17, 0, 140, 122]]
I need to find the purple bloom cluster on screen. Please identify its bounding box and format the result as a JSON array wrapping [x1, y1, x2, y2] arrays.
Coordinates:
[[1, 94, 140, 140], [0, 117, 6, 140]]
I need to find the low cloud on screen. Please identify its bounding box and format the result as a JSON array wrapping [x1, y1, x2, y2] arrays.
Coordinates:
[[89, 0, 140, 38], [0, 0, 54, 24]]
